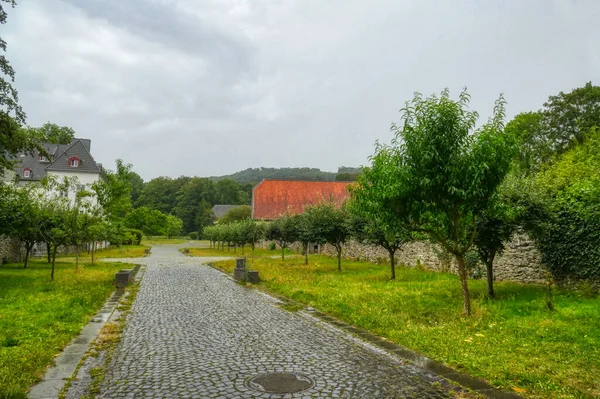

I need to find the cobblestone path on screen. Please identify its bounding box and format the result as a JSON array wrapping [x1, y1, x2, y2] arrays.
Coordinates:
[[98, 245, 462, 398]]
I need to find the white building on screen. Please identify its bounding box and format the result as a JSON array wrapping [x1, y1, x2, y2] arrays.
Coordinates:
[[14, 138, 102, 203]]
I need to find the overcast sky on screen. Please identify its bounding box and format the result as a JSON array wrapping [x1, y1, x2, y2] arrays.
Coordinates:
[[5, 0, 600, 180]]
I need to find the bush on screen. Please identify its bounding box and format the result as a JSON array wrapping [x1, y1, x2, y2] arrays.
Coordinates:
[[122, 229, 143, 245], [189, 232, 199, 240], [269, 242, 276, 251]]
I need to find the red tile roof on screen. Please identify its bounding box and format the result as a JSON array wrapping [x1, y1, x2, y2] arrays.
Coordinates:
[[252, 180, 352, 220]]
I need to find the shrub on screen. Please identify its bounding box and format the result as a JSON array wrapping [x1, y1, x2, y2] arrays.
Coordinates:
[[189, 232, 199, 240], [269, 242, 276, 251], [122, 229, 143, 245]]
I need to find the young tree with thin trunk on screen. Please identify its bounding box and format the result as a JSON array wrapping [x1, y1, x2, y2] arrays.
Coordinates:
[[372, 89, 517, 315], [265, 213, 297, 261], [304, 202, 350, 271]]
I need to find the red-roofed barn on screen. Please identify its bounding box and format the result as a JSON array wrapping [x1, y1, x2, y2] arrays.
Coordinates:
[[252, 180, 352, 220]]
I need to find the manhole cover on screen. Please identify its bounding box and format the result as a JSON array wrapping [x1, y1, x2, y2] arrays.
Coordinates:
[[244, 372, 315, 394]]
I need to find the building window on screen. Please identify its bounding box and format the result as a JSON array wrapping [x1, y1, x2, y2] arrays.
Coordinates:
[[70, 159, 79, 167], [23, 169, 32, 178]]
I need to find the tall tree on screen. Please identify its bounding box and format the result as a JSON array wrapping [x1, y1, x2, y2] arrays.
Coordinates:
[[0, 0, 41, 175], [24, 122, 75, 144], [374, 89, 517, 315], [94, 159, 134, 221]]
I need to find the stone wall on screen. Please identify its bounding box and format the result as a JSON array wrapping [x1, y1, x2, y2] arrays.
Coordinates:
[[320, 234, 546, 284], [0, 236, 22, 264]]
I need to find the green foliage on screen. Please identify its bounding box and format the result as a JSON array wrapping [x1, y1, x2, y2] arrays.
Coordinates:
[[94, 159, 134, 221], [23, 122, 75, 144], [530, 129, 600, 281], [507, 82, 600, 172], [122, 229, 143, 245], [124, 206, 183, 237], [371, 89, 517, 314], [213, 167, 338, 183], [303, 202, 350, 270], [189, 232, 199, 240], [218, 205, 251, 224], [265, 213, 298, 260]]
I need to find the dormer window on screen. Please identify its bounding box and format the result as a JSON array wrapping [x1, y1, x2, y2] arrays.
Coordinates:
[[23, 168, 32, 178], [38, 154, 49, 162], [68, 156, 81, 167]]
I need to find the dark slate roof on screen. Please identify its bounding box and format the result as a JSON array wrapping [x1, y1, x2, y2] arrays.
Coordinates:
[[46, 139, 101, 173], [211, 205, 239, 218], [14, 138, 101, 181]]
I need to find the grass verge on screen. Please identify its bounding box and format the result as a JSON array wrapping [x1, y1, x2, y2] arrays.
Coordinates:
[[0, 259, 134, 398], [211, 255, 600, 399]]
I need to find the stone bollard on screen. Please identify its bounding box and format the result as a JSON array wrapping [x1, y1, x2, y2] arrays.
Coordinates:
[[233, 258, 260, 283], [115, 269, 133, 288]]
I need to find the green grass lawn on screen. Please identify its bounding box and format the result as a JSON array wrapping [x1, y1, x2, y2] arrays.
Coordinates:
[[0, 259, 134, 398], [56, 244, 149, 262], [141, 237, 188, 246], [185, 245, 296, 258], [211, 255, 600, 399]]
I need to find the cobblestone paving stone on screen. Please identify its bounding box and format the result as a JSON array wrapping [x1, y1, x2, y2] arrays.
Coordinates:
[[98, 245, 463, 398]]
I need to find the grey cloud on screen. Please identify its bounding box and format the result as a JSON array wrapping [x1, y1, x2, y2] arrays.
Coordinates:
[[4, 0, 600, 179]]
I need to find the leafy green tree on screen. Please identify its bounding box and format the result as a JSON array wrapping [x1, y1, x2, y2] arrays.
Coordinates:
[[374, 89, 516, 315], [542, 82, 600, 155], [505, 112, 545, 173], [127, 170, 145, 204], [136, 176, 189, 214], [265, 213, 298, 260], [124, 206, 171, 236], [165, 214, 183, 238], [238, 219, 266, 255], [472, 190, 520, 297], [218, 205, 251, 224], [94, 159, 134, 221], [305, 202, 350, 271], [214, 178, 248, 204], [292, 213, 319, 265], [174, 177, 216, 233], [24, 122, 75, 144], [349, 163, 413, 279]]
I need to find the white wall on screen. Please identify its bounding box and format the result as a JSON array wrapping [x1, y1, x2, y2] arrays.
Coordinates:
[[47, 171, 100, 205]]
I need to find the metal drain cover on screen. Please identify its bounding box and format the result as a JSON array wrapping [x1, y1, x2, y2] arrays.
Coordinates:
[[245, 372, 315, 394]]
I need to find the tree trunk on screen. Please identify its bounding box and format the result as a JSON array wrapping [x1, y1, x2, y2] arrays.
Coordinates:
[[92, 242, 95, 265], [304, 243, 308, 265], [241, 245, 244, 255], [336, 246, 342, 271], [388, 248, 396, 280], [486, 251, 497, 298], [75, 245, 80, 270], [456, 255, 471, 316], [46, 242, 51, 263], [51, 246, 57, 281], [24, 243, 32, 269], [281, 245, 285, 261]]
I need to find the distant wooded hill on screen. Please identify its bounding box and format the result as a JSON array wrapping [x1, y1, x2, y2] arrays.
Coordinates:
[[211, 167, 361, 184]]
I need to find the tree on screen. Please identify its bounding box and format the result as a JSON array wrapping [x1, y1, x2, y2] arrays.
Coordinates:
[[218, 205, 251, 224], [374, 89, 516, 315], [173, 177, 215, 233], [349, 164, 413, 279], [239, 219, 266, 255], [94, 159, 134, 221], [265, 213, 298, 260], [164, 214, 183, 238], [128, 171, 145, 205], [505, 112, 545, 173], [472, 189, 520, 297], [0, 1, 39, 176], [136, 176, 189, 214], [24, 122, 75, 144], [124, 206, 171, 236], [293, 213, 319, 265], [542, 82, 600, 155], [305, 202, 350, 271]]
